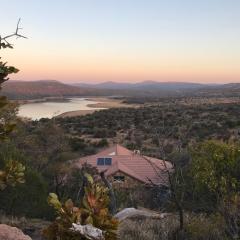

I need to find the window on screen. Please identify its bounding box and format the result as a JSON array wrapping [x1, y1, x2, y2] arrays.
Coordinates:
[[114, 176, 125, 182], [97, 158, 104, 166], [97, 157, 112, 166], [105, 158, 112, 165]]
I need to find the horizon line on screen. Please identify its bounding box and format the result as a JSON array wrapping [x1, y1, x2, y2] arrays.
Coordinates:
[[7, 79, 240, 85]]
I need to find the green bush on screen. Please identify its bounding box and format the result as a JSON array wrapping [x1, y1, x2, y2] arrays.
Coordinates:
[[0, 169, 52, 219]]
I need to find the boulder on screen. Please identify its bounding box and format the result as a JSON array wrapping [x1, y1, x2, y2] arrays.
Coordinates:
[[70, 223, 104, 240], [0, 224, 32, 240], [114, 207, 170, 221]]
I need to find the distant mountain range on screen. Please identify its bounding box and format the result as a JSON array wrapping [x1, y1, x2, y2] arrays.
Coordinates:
[[73, 80, 211, 90], [2, 80, 240, 100]]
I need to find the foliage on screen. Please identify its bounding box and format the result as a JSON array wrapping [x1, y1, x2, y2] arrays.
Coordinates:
[[0, 160, 25, 190], [8, 120, 75, 200], [43, 174, 118, 240], [185, 214, 228, 240], [56, 102, 240, 160], [0, 168, 51, 219], [0, 58, 18, 141], [0, 23, 21, 138], [119, 213, 229, 240], [0, 24, 26, 191], [220, 194, 240, 239], [190, 141, 240, 202], [114, 186, 168, 210], [0, 60, 19, 84]]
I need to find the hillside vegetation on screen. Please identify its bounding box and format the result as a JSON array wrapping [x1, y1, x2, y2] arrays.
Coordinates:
[[0, 97, 240, 239], [56, 101, 240, 159]]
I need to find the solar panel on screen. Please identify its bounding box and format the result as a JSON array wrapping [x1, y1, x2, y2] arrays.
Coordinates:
[[105, 157, 112, 165], [97, 158, 105, 165]]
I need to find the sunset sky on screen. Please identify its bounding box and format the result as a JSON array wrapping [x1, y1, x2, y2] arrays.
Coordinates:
[[1, 0, 240, 83]]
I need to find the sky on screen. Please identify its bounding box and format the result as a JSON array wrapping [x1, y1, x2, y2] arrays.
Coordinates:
[[0, 0, 240, 83]]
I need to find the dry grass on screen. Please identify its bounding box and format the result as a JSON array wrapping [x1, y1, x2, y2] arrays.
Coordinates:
[[118, 216, 179, 240], [118, 213, 229, 240], [0, 214, 28, 228], [0, 212, 229, 240]]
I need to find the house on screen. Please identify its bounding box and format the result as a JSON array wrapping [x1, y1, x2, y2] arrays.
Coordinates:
[[75, 144, 172, 188]]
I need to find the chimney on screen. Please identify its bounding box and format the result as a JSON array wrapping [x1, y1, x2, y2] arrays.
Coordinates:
[[133, 149, 141, 155]]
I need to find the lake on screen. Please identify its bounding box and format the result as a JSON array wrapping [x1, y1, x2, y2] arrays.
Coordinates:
[[18, 98, 103, 120]]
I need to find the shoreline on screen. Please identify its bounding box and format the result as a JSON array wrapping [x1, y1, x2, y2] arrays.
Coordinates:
[[15, 97, 72, 105], [18, 96, 136, 119], [56, 109, 99, 118], [56, 97, 135, 118], [85, 97, 134, 109]]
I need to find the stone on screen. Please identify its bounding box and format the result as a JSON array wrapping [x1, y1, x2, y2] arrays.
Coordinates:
[[114, 207, 170, 221], [0, 224, 32, 240], [70, 223, 105, 240]]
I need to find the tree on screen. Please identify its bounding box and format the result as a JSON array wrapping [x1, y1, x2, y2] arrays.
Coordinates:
[[0, 19, 26, 123], [0, 168, 51, 218], [190, 140, 240, 204], [0, 19, 26, 189], [148, 108, 188, 235], [190, 140, 240, 239]]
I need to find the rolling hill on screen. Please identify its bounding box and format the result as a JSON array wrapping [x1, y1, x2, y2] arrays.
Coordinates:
[[73, 80, 208, 90], [1, 80, 108, 99], [2, 80, 240, 100]]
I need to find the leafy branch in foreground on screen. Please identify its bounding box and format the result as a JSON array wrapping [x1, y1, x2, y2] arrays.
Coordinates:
[[0, 18, 26, 137], [0, 19, 26, 189], [43, 173, 118, 240]]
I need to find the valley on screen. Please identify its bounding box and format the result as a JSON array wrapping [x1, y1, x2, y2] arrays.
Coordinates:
[[1, 1, 240, 239], [4, 80, 240, 101]]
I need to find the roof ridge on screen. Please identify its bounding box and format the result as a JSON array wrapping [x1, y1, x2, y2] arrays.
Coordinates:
[[141, 155, 172, 176]]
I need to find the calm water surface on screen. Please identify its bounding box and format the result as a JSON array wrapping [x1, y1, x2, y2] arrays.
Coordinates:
[[18, 98, 103, 120]]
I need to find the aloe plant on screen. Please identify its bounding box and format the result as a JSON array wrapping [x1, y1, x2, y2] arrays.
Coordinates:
[[43, 174, 118, 240]]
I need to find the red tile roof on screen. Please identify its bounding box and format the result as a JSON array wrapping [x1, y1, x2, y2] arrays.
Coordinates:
[[75, 144, 172, 186]]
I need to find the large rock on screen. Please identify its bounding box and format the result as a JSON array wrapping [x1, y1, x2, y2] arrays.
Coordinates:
[[114, 207, 170, 221], [70, 223, 105, 240], [0, 224, 32, 240]]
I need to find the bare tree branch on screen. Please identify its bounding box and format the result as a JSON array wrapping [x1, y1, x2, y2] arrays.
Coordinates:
[[144, 105, 187, 232], [0, 18, 27, 49], [100, 171, 117, 215]]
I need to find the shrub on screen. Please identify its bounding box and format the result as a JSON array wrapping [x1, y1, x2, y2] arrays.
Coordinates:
[[0, 169, 51, 219], [43, 174, 118, 240], [185, 214, 228, 240]]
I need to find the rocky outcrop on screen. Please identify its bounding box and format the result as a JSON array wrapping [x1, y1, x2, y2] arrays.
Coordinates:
[[0, 224, 32, 240]]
